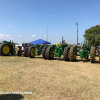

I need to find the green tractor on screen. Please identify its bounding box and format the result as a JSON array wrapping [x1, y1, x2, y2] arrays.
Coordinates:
[[44, 37, 71, 60], [0, 40, 15, 56], [28, 42, 50, 58], [45, 38, 100, 63], [69, 40, 100, 63]]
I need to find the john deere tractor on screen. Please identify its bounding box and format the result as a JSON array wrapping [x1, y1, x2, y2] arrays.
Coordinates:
[[68, 40, 100, 63], [44, 37, 71, 61], [28, 42, 50, 58], [0, 40, 15, 56]]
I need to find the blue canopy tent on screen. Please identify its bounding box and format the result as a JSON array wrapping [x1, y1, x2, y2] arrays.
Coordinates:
[[29, 39, 51, 44]]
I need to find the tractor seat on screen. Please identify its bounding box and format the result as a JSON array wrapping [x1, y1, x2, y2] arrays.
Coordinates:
[[80, 49, 84, 51]]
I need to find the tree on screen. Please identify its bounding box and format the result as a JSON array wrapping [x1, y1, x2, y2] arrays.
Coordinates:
[[83, 25, 100, 46]]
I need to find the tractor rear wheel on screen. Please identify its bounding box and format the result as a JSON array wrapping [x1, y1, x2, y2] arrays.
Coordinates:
[[42, 46, 47, 59], [28, 47, 35, 58], [24, 49, 28, 57], [70, 46, 76, 62], [17, 49, 21, 56], [46, 46, 54, 60], [90, 46, 96, 63], [63, 46, 70, 61], [0, 43, 10, 56]]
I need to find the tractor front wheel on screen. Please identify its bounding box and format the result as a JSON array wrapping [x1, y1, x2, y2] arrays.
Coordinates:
[[46, 46, 54, 60], [42, 46, 47, 59], [17, 49, 21, 56], [70, 46, 77, 62], [28, 47, 35, 58], [24, 49, 28, 57], [63, 46, 70, 61], [90, 46, 96, 63]]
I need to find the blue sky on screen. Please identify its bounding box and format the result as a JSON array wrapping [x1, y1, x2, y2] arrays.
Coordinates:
[[0, 0, 100, 44]]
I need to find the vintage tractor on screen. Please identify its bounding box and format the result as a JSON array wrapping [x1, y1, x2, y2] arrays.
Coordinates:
[[0, 40, 16, 56], [44, 37, 71, 60], [28, 42, 50, 58], [69, 40, 100, 63], [17, 44, 29, 57]]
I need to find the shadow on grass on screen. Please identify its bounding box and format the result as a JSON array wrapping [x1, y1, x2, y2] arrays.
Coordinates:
[[42, 58, 58, 60], [75, 59, 90, 62], [0, 94, 24, 100], [75, 59, 99, 63], [28, 57, 59, 60], [0, 55, 17, 57], [58, 58, 100, 64], [9, 55, 17, 57]]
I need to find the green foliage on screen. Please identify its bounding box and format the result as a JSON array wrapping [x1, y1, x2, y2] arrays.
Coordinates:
[[83, 25, 100, 46]]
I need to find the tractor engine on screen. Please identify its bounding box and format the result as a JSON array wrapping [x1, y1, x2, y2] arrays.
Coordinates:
[[79, 40, 90, 59]]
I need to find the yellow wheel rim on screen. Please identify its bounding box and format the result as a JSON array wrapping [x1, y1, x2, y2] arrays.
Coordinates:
[[31, 48, 35, 56], [50, 49, 54, 58], [68, 49, 70, 59], [45, 49, 47, 57], [3, 45, 10, 54], [94, 50, 96, 60], [73, 49, 76, 60]]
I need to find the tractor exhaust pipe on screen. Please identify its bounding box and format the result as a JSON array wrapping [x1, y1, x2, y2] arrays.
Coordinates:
[[62, 36, 63, 44]]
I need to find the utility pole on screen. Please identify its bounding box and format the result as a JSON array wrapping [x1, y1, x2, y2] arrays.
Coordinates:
[[47, 26, 48, 41], [76, 22, 78, 45], [62, 36, 63, 44], [50, 37, 51, 44]]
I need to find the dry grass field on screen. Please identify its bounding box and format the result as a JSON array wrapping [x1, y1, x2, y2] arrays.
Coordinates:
[[0, 55, 100, 100]]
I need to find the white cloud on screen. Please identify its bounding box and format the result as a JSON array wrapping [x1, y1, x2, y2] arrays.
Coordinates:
[[6, 35, 10, 37], [32, 35, 36, 37], [56, 35, 59, 36], [18, 35, 22, 37], [5, 25, 11, 27], [11, 37, 14, 40], [0, 34, 4, 36]]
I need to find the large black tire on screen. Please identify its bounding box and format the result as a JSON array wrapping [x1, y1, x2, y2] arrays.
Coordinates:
[[28, 46, 35, 58], [70, 46, 77, 62], [90, 46, 96, 63], [99, 49, 100, 64], [17, 49, 21, 56], [0, 43, 10, 56], [24, 49, 28, 57], [46, 46, 54, 60], [42, 46, 47, 59], [63, 46, 70, 61]]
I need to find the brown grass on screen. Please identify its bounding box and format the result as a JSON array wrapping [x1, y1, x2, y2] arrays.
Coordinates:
[[0, 55, 100, 100]]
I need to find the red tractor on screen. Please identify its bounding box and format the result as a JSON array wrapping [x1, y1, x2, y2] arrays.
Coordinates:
[[17, 44, 29, 57]]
